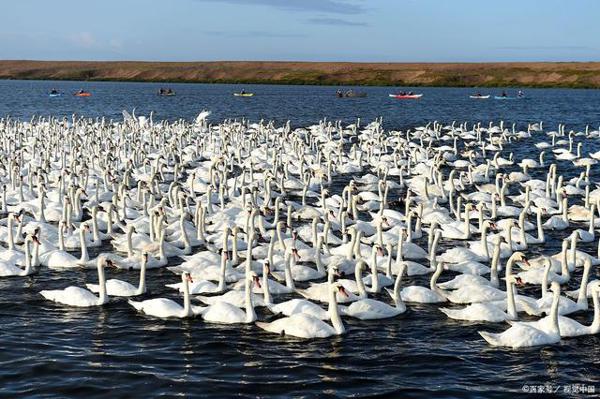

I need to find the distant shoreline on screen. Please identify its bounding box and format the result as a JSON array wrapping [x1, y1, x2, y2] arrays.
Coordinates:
[[1, 60, 600, 88]]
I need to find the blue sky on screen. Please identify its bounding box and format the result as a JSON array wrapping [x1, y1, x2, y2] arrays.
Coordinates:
[[1, 0, 598, 62]]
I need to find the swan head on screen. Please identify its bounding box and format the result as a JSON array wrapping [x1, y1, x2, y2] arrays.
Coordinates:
[[507, 275, 525, 287], [511, 252, 529, 268], [550, 281, 561, 294], [182, 272, 193, 284], [290, 247, 300, 261], [376, 245, 385, 257], [381, 216, 390, 228], [248, 271, 261, 289], [262, 260, 270, 274], [332, 282, 349, 298], [328, 265, 341, 278]]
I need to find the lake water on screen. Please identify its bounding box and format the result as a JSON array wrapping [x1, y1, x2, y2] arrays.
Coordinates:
[[1, 80, 599, 398]]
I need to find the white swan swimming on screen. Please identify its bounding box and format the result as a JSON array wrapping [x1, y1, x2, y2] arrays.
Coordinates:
[[479, 281, 562, 348], [86, 252, 147, 297], [0, 235, 37, 277], [129, 272, 203, 318], [256, 282, 348, 338], [40, 257, 113, 307]]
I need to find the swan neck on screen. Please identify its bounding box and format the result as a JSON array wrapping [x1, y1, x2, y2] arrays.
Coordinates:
[[245, 275, 257, 323], [328, 284, 345, 335], [97, 261, 107, 304]]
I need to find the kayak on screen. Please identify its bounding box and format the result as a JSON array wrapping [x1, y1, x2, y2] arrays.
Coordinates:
[[158, 93, 176, 96], [337, 92, 367, 98], [494, 96, 518, 100], [470, 95, 490, 99], [389, 94, 423, 99], [49, 93, 63, 97], [74, 92, 92, 97], [234, 93, 254, 97]]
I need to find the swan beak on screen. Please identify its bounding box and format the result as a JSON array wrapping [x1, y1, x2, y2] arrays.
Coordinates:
[[338, 286, 349, 298], [515, 277, 525, 287], [186, 274, 194, 283], [522, 258, 530, 268], [253, 276, 261, 289]]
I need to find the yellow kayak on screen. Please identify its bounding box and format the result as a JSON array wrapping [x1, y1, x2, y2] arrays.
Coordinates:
[[234, 93, 254, 97]]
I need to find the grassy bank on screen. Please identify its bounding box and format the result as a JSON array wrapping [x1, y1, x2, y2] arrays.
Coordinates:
[[1, 60, 600, 88]]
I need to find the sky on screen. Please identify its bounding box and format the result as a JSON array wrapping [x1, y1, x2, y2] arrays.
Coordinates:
[[1, 0, 599, 62]]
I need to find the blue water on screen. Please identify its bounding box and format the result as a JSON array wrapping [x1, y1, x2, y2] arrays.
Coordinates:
[[2, 79, 600, 130], [1, 80, 600, 398]]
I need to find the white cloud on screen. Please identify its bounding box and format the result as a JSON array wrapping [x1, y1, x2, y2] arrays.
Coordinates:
[[69, 32, 96, 48]]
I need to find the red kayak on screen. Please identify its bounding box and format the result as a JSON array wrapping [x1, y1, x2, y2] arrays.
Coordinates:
[[74, 92, 92, 97], [389, 94, 423, 99]]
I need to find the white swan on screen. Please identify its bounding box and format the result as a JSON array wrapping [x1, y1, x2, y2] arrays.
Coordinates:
[[87, 253, 147, 297], [479, 281, 562, 348], [340, 260, 407, 319], [40, 257, 113, 307], [129, 272, 203, 318], [201, 270, 261, 324], [256, 282, 347, 338], [0, 236, 37, 277]]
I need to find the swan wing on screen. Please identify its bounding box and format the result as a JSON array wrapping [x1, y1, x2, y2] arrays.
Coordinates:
[[256, 313, 335, 338], [129, 298, 183, 318], [202, 302, 246, 324], [344, 298, 400, 319], [41, 286, 100, 307]]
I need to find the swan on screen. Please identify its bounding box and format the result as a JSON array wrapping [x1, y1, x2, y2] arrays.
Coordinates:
[[166, 250, 229, 294], [440, 275, 521, 322], [269, 263, 337, 320], [86, 252, 147, 297], [256, 282, 348, 338], [0, 235, 37, 277], [478, 281, 562, 348], [400, 257, 446, 303], [515, 281, 600, 337], [339, 260, 407, 319], [40, 257, 113, 307], [444, 252, 529, 304], [129, 272, 203, 318], [201, 270, 261, 324]]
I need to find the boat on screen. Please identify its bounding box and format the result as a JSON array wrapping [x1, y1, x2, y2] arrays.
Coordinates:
[[48, 92, 63, 98], [336, 90, 367, 98], [234, 93, 254, 97], [74, 91, 92, 97], [470, 95, 490, 99], [158, 88, 175, 96], [389, 94, 423, 99], [494, 96, 517, 100]]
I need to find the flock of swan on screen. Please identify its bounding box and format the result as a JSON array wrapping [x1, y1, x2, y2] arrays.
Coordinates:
[[2, 111, 600, 348]]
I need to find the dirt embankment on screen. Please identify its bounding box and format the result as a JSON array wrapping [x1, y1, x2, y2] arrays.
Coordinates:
[[1, 60, 600, 88]]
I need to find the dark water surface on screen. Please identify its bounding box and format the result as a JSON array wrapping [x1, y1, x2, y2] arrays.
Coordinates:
[[1, 80, 600, 398]]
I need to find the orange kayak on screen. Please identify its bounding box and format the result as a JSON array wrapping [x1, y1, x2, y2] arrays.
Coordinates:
[[74, 92, 92, 97]]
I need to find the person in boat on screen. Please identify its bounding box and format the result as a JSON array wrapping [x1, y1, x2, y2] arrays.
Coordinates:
[[518, 90, 524, 97], [399, 91, 406, 96], [346, 89, 354, 97], [475, 92, 482, 97], [50, 89, 59, 95], [78, 89, 86, 95], [167, 88, 174, 95], [408, 91, 414, 95], [336, 89, 343, 97], [240, 89, 246, 95], [501, 91, 507, 97]]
